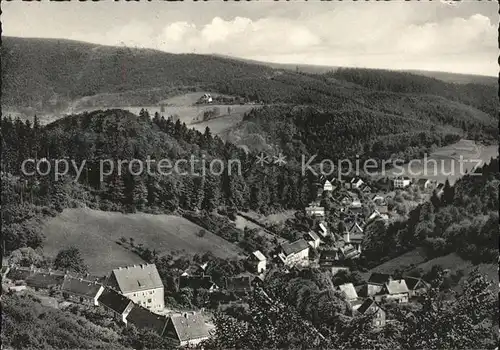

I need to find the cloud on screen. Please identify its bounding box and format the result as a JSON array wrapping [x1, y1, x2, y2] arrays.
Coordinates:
[[73, 9, 496, 75]]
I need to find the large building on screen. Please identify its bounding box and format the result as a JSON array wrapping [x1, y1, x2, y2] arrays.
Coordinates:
[[278, 239, 310, 267], [106, 264, 164, 313]]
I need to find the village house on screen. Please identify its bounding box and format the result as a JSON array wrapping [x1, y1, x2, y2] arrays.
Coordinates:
[[338, 283, 359, 301], [248, 250, 267, 274], [61, 277, 105, 306], [106, 264, 164, 312], [304, 231, 321, 249], [404, 276, 430, 297], [163, 312, 211, 347], [416, 178, 433, 190], [339, 244, 361, 260], [339, 193, 353, 206], [378, 279, 410, 303], [355, 298, 386, 328], [350, 177, 365, 190], [97, 287, 134, 325], [323, 179, 334, 192], [178, 276, 218, 293], [331, 265, 350, 276], [360, 183, 372, 193], [393, 176, 412, 189], [361, 273, 393, 297], [319, 249, 341, 268], [371, 194, 386, 205], [278, 239, 310, 267], [344, 222, 364, 253], [305, 203, 325, 218], [126, 304, 169, 336]]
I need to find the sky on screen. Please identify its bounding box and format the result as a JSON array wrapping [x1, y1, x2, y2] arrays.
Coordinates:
[[2, 0, 498, 76]]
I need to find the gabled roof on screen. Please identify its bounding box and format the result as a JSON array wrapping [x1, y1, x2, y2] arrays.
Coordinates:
[[281, 239, 309, 256], [61, 277, 103, 298], [338, 283, 358, 300], [357, 298, 382, 315], [110, 264, 163, 293], [306, 231, 321, 242], [341, 245, 360, 259], [404, 276, 429, 290], [252, 250, 266, 261], [384, 279, 409, 294], [127, 305, 168, 335], [168, 313, 210, 342], [368, 273, 392, 285], [25, 273, 65, 289], [98, 287, 133, 314], [179, 276, 217, 290]]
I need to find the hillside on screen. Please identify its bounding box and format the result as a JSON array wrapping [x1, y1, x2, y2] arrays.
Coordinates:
[[42, 208, 242, 275], [3, 36, 498, 129], [1, 36, 275, 118]]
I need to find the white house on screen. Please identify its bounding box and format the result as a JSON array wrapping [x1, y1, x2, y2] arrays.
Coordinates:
[[393, 177, 412, 189], [323, 180, 334, 192], [249, 250, 267, 274], [305, 204, 325, 218], [106, 264, 164, 313], [278, 239, 310, 267]]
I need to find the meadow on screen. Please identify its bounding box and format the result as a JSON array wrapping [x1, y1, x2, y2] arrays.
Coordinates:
[[42, 208, 242, 275]]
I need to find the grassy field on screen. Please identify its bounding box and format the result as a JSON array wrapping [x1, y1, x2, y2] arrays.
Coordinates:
[[42, 208, 242, 275], [367, 249, 498, 290]]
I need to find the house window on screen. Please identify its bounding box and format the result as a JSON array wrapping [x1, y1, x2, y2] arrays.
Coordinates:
[[147, 298, 152, 303]]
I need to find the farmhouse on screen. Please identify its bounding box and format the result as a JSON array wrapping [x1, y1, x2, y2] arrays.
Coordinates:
[[97, 287, 134, 325], [393, 176, 412, 189], [106, 264, 164, 312], [378, 279, 410, 303], [25, 272, 65, 291], [249, 250, 267, 274], [61, 277, 104, 306], [356, 298, 386, 328], [164, 312, 211, 347], [338, 283, 358, 301], [404, 276, 430, 297], [278, 239, 310, 267]]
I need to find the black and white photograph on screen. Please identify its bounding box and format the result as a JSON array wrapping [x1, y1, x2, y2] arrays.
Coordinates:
[[1, 1, 498, 349]]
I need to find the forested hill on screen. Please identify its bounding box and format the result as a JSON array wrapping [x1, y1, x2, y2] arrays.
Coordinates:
[[2, 36, 498, 125]]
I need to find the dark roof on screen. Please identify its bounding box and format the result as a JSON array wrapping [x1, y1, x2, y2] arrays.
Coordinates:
[[127, 305, 168, 335], [167, 313, 210, 342], [404, 276, 429, 290], [111, 264, 163, 293], [357, 298, 382, 315], [281, 239, 309, 256], [179, 276, 216, 290], [61, 277, 103, 298], [25, 273, 65, 289], [225, 276, 252, 293], [417, 178, 430, 185], [98, 287, 133, 314], [368, 273, 392, 284]]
